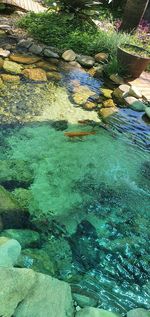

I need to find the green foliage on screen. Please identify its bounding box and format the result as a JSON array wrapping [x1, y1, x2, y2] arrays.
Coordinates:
[[18, 12, 132, 57]]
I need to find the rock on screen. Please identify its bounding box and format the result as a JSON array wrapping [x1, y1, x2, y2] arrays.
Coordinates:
[[9, 54, 41, 64], [83, 101, 97, 110], [95, 53, 108, 62], [0, 159, 33, 189], [124, 96, 146, 111], [43, 48, 59, 58], [0, 78, 4, 88], [29, 44, 43, 55], [101, 88, 113, 99], [1, 74, 20, 83], [77, 55, 95, 68], [3, 60, 23, 74], [17, 38, 33, 49], [69, 61, 81, 68], [62, 50, 76, 62], [14, 270, 73, 317], [145, 107, 150, 119], [0, 267, 36, 316], [47, 71, 62, 81], [17, 248, 55, 275], [129, 86, 142, 99], [0, 185, 28, 229], [0, 48, 10, 57], [36, 60, 57, 71], [12, 188, 32, 210], [1, 229, 40, 249], [73, 293, 98, 308], [99, 107, 118, 118], [93, 65, 104, 78], [72, 85, 95, 105], [113, 84, 130, 103], [0, 237, 21, 267], [110, 74, 124, 85], [102, 99, 116, 108], [22, 68, 47, 81], [0, 57, 4, 68], [75, 307, 120, 317], [127, 308, 150, 317], [47, 57, 59, 65]]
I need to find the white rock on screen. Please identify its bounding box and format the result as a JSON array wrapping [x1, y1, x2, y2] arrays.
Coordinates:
[[0, 48, 10, 57], [129, 86, 142, 99], [124, 96, 146, 111], [75, 307, 120, 317], [0, 237, 21, 267], [62, 50, 76, 62]]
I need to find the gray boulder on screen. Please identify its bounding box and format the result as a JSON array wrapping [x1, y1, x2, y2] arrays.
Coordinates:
[[76, 55, 95, 68], [0, 237, 21, 267]]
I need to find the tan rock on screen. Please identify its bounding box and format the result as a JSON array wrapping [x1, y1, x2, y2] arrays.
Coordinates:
[[9, 54, 41, 64], [101, 88, 113, 99], [83, 101, 97, 110], [95, 52, 108, 62], [22, 68, 47, 81], [36, 60, 57, 71], [69, 61, 81, 68], [47, 71, 62, 81], [1, 74, 20, 83], [72, 85, 95, 105], [62, 49, 76, 62], [99, 107, 118, 118], [102, 99, 116, 108]]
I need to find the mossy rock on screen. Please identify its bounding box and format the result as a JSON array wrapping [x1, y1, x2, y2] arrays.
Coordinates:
[[3, 61, 23, 74], [1, 229, 40, 249]]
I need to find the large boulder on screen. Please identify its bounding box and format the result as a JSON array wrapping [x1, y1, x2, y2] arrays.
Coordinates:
[[0, 237, 21, 267], [75, 308, 120, 317], [0, 267, 73, 317]]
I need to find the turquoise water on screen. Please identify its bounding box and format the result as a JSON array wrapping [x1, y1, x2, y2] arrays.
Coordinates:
[[0, 66, 150, 315]]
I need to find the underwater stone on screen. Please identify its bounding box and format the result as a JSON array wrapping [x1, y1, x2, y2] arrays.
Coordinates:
[[0, 237, 21, 267], [22, 68, 47, 81], [1, 74, 20, 83], [73, 293, 98, 308], [47, 71, 62, 81], [75, 307, 121, 316], [83, 101, 97, 110], [36, 60, 57, 71], [1, 229, 40, 249], [72, 85, 95, 105], [14, 270, 74, 317], [99, 107, 118, 118], [3, 61, 23, 74], [145, 107, 150, 119], [102, 99, 116, 108], [127, 308, 150, 317]]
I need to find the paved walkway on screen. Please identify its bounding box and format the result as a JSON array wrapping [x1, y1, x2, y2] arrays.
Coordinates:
[[128, 71, 150, 102], [0, 0, 46, 12]]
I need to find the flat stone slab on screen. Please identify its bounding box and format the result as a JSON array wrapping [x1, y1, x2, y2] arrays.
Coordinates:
[[127, 72, 150, 102]]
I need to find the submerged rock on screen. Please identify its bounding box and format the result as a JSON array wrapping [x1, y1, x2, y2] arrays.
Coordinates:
[[3, 61, 23, 74], [124, 97, 146, 111], [83, 101, 97, 110], [9, 54, 41, 64], [36, 60, 57, 71], [75, 308, 120, 316], [1, 74, 20, 83], [102, 99, 116, 108], [62, 50, 76, 62], [73, 293, 98, 308], [72, 85, 95, 105], [47, 71, 62, 81], [145, 107, 150, 119], [0, 237, 21, 267], [127, 308, 150, 317], [99, 107, 118, 118], [0, 267, 73, 317], [101, 88, 113, 99], [22, 68, 47, 81], [1, 229, 40, 249]]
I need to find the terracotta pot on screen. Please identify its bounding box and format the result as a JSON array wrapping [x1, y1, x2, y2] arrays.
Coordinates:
[[117, 44, 150, 79]]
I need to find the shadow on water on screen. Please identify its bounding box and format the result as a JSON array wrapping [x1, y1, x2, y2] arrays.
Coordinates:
[[0, 118, 150, 315]]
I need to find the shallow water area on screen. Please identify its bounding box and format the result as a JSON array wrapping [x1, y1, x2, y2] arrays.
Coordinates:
[[0, 61, 150, 316]]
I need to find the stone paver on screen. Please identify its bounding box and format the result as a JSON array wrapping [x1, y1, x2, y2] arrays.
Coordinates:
[[127, 72, 150, 101]]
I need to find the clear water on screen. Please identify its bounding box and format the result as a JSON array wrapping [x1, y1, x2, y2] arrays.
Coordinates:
[[0, 66, 150, 316]]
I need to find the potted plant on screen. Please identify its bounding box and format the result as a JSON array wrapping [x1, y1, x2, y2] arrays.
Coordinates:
[[117, 44, 150, 79]]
